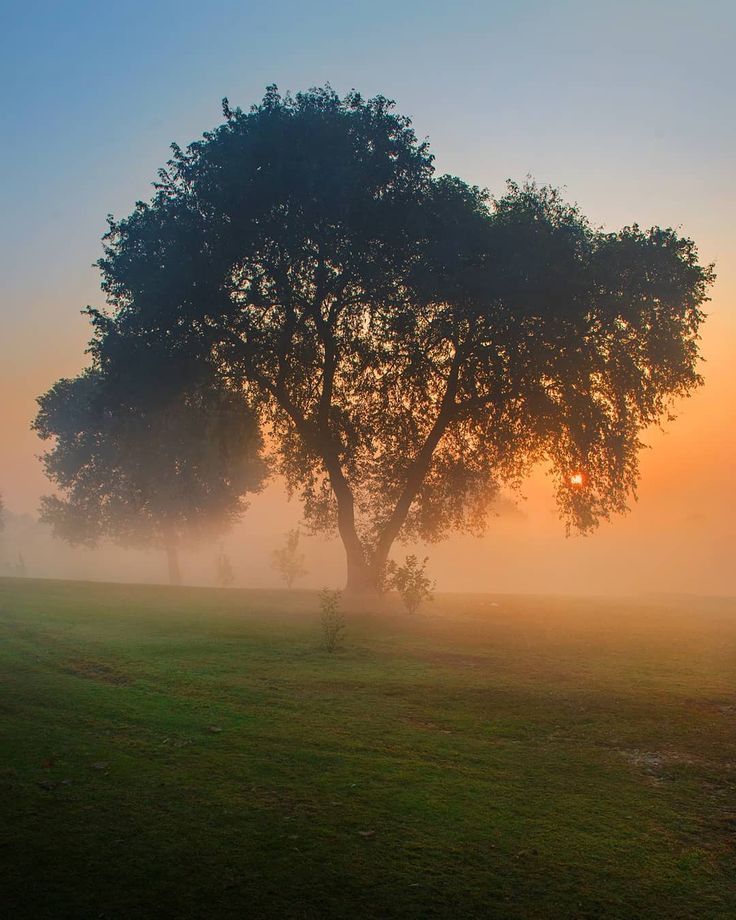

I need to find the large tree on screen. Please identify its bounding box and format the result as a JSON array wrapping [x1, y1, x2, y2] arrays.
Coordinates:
[[34, 328, 266, 584], [88, 85, 713, 591]]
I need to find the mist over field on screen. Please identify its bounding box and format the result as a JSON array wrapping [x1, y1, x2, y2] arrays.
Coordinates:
[[2, 452, 733, 597]]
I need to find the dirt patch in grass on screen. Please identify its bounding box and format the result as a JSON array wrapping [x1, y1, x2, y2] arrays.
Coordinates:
[[62, 659, 132, 686], [618, 747, 697, 768], [410, 649, 490, 670], [686, 697, 736, 716], [615, 747, 702, 787], [403, 716, 454, 733]]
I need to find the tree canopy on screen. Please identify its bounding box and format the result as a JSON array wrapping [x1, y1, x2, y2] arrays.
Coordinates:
[[69, 85, 713, 590], [34, 328, 266, 584]]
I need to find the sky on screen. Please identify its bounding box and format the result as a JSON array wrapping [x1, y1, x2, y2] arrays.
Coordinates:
[[1, 0, 734, 594]]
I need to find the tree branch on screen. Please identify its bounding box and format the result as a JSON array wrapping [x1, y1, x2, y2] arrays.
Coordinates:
[[373, 343, 464, 565]]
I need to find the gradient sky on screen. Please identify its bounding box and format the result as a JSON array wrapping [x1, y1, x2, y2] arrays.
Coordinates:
[[1, 0, 734, 594]]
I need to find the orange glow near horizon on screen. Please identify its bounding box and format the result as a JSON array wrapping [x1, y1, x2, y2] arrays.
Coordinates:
[[2, 298, 735, 596], [1, 11, 734, 598]]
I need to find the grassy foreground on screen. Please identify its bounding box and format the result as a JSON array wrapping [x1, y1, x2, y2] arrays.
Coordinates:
[[1, 578, 735, 919]]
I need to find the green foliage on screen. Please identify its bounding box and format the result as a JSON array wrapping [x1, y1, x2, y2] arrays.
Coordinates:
[[386, 554, 435, 614], [33, 335, 267, 566], [271, 528, 308, 589], [61, 85, 714, 587], [319, 587, 345, 652]]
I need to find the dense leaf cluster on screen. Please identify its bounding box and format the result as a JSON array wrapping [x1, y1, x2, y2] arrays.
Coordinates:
[[34, 333, 266, 557], [40, 85, 713, 588]]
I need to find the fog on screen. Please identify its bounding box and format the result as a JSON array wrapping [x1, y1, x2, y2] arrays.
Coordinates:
[[3, 298, 734, 598], [3, 433, 733, 598], [4, 294, 733, 599]]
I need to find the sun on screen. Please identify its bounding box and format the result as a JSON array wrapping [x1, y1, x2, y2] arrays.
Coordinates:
[[569, 472, 584, 487]]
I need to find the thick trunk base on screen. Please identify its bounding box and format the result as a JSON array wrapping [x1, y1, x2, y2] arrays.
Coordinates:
[[344, 557, 377, 593], [342, 556, 387, 613]]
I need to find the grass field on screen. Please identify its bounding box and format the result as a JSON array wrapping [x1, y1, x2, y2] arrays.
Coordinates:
[[1, 577, 735, 919]]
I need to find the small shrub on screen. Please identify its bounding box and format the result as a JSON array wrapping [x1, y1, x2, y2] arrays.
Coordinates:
[[272, 528, 308, 589], [319, 588, 346, 652], [386, 554, 435, 614]]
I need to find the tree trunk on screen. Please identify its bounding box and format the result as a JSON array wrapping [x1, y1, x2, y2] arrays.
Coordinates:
[[344, 544, 379, 595], [320, 445, 376, 595], [316, 345, 461, 595], [165, 540, 182, 586]]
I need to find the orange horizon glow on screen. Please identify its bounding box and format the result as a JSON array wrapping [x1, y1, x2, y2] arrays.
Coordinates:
[[1, 7, 734, 597]]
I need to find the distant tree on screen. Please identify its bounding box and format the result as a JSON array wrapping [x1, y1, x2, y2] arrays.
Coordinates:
[[34, 330, 267, 585], [15, 553, 27, 578], [78, 86, 714, 592], [386, 555, 435, 614], [271, 528, 308, 589], [216, 549, 235, 588]]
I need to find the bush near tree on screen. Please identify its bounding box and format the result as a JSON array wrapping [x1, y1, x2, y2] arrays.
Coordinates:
[[386, 555, 435, 614]]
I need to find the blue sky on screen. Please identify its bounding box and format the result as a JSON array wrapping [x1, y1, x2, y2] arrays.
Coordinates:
[[3, 0, 730, 368], [2, 0, 732, 300]]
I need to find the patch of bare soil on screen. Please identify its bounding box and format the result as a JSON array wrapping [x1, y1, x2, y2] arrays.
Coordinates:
[[685, 697, 736, 716], [615, 747, 702, 786], [403, 716, 453, 733], [410, 649, 489, 669], [62, 659, 132, 686]]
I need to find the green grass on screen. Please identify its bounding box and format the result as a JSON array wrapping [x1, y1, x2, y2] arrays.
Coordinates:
[[1, 577, 735, 919]]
